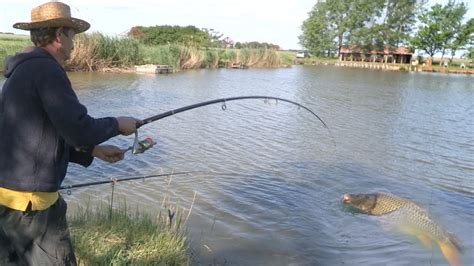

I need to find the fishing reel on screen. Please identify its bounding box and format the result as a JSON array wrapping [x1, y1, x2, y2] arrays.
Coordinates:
[[130, 131, 156, 154]]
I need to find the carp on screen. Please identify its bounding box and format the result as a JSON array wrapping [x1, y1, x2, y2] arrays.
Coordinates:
[[342, 192, 462, 266]]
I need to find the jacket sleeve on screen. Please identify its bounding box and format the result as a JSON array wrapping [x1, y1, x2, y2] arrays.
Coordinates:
[[69, 146, 94, 167], [35, 60, 120, 147]]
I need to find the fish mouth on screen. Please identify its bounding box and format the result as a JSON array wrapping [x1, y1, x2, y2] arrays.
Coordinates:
[[341, 193, 351, 203]]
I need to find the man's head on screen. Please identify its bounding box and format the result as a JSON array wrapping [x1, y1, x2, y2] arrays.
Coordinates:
[[13, 2, 89, 64], [30, 27, 76, 61]]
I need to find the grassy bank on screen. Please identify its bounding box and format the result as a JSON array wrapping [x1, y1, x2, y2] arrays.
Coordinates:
[[2, 33, 472, 74], [70, 33, 287, 71], [0, 33, 30, 70], [69, 203, 189, 265], [0, 33, 290, 72]]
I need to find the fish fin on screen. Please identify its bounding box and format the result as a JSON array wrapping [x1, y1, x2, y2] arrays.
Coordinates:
[[438, 240, 461, 266], [415, 234, 433, 249], [447, 233, 464, 253]]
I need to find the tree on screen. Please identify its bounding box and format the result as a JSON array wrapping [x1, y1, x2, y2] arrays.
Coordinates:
[[449, 18, 474, 61], [380, 0, 417, 46], [127, 26, 145, 39], [299, 1, 335, 56], [202, 28, 224, 48], [348, 0, 423, 52], [300, 0, 416, 56], [232, 41, 279, 50], [326, 0, 375, 55], [128, 25, 210, 47], [411, 1, 468, 61], [467, 47, 474, 61]]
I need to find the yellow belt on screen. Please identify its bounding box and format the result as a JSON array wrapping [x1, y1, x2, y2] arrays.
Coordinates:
[[0, 187, 59, 211]]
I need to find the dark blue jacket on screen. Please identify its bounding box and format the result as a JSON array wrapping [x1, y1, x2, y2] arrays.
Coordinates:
[[0, 48, 119, 192]]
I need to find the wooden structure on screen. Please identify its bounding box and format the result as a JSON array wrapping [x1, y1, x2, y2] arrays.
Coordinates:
[[339, 46, 413, 64], [228, 62, 248, 69], [134, 64, 173, 74]]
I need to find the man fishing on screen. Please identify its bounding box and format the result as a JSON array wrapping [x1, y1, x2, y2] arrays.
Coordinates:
[[0, 2, 141, 264]]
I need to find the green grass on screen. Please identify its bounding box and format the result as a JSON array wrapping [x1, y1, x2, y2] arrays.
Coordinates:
[[140, 44, 181, 68], [0, 34, 31, 71], [69, 203, 189, 265], [277, 51, 296, 65]]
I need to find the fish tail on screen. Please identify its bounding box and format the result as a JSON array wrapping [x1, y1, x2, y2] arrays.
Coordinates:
[[448, 233, 464, 253], [438, 240, 461, 266]]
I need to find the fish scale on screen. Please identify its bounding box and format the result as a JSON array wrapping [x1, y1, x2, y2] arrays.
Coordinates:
[[342, 192, 462, 266]]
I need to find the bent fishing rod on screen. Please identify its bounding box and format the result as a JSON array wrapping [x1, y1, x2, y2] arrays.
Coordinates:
[[130, 96, 333, 153], [139, 96, 328, 129]]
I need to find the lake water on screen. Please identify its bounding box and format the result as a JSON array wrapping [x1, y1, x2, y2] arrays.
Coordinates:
[[1, 66, 473, 265]]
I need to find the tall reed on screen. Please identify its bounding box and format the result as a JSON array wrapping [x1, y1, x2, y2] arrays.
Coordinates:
[[0, 32, 287, 71], [139, 44, 181, 68], [237, 48, 281, 67], [179, 46, 204, 69], [69, 33, 141, 71], [68, 33, 286, 71]]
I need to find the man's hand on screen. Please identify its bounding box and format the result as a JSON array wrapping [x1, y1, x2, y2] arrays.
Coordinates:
[[116, 116, 142, 136], [92, 145, 125, 163]]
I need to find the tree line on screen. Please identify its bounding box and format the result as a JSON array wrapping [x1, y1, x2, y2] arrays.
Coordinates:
[[299, 0, 473, 61], [128, 26, 279, 50]]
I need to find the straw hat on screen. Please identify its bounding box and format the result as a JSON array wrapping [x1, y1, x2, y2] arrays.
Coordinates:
[[13, 1, 90, 33]]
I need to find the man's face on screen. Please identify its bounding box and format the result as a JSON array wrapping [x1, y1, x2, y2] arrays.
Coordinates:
[[58, 28, 75, 61]]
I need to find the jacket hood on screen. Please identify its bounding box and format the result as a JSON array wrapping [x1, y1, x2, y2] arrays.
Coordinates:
[[4, 47, 54, 78]]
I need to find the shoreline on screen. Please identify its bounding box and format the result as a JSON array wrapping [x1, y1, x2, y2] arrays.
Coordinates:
[[2, 62, 473, 75], [303, 60, 474, 75]]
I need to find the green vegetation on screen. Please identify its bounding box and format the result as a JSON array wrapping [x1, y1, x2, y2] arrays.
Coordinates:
[[129, 25, 210, 47], [128, 25, 280, 50], [69, 33, 141, 71], [278, 51, 297, 66], [411, 1, 470, 63], [300, 0, 473, 61], [0, 33, 30, 70], [140, 44, 182, 68], [234, 41, 280, 50], [69, 203, 189, 265], [68, 32, 284, 71], [0, 31, 286, 73], [301, 0, 421, 56]]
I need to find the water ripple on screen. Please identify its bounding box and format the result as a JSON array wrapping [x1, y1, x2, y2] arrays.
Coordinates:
[[48, 67, 474, 265]]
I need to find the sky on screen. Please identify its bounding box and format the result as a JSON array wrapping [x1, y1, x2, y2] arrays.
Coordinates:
[[0, 0, 472, 50]]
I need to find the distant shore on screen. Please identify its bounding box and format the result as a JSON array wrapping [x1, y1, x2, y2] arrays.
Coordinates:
[[1, 33, 472, 75], [296, 59, 474, 75]]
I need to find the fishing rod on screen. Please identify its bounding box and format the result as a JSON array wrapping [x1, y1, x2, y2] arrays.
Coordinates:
[[59, 171, 203, 190], [139, 96, 328, 129], [130, 96, 333, 153]]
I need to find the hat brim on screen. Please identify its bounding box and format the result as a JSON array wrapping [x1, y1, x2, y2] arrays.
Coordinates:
[[13, 17, 90, 33]]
